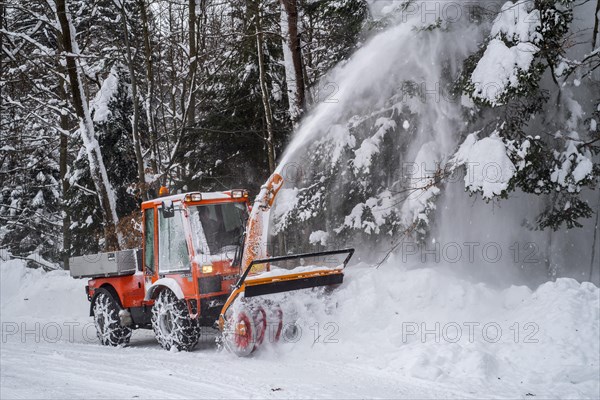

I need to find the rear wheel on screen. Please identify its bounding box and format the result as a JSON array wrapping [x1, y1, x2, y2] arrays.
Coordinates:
[[151, 290, 200, 351], [92, 289, 132, 347]]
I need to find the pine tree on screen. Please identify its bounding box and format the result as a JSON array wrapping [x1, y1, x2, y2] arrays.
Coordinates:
[[456, 0, 599, 230], [68, 65, 144, 255]]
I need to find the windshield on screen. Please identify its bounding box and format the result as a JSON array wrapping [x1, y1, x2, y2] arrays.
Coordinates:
[[189, 202, 247, 256]]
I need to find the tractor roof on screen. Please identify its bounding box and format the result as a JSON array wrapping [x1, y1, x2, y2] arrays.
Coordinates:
[[142, 190, 248, 207]]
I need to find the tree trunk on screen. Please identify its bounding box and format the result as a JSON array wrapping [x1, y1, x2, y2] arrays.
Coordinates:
[[59, 121, 71, 269], [119, 1, 147, 200], [0, 1, 4, 116], [280, 0, 305, 123], [138, 0, 160, 176], [167, 2, 177, 182], [589, 199, 599, 282], [303, 9, 314, 105], [254, 2, 276, 174], [187, 0, 198, 126], [55, 0, 121, 250], [593, 0, 600, 49], [56, 35, 72, 269]]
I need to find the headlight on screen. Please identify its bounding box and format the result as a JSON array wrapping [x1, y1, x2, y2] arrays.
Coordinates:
[[202, 264, 213, 274], [184, 192, 202, 202], [231, 189, 248, 198]]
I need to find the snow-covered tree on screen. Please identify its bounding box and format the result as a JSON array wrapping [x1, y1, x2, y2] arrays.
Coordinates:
[[456, 0, 599, 230], [55, 0, 123, 250], [68, 64, 144, 255], [1, 0, 371, 262], [273, 0, 599, 278]]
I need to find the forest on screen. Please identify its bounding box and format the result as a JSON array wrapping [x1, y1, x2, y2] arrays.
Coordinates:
[[1, 0, 599, 284], [1, 0, 368, 262]]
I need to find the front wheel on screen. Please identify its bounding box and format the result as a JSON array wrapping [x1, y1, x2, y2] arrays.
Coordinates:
[[151, 290, 200, 351], [92, 289, 132, 347], [223, 307, 257, 357]]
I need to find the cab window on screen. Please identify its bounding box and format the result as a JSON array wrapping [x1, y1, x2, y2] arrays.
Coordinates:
[[158, 206, 190, 272], [144, 208, 155, 274], [189, 202, 247, 256]]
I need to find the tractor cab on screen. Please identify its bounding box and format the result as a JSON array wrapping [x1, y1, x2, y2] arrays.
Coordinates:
[[140, 189, 250, 325]]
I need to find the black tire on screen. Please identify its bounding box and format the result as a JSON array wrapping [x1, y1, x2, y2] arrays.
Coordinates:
[[151, 289, 200, 351], [92, 289, 132, 347]]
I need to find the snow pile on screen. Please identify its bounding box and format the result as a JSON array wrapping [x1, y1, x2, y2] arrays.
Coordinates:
[[551, 132, 594, 190], [353, 117, 397, 173], [470, 0, 541, 105], [309, 230, 329, 246], [1, 258, 598, 398], [341, 190, 396, 234], [247, 264, 340, 280], [267, 261, 599, 399], [452, 133, 516, 199], [401, 141, 442, 225], [271, 187, 299, 234], [0, 259, 88, 320], [90, 65, 126, 123], [470, 39, 538, 105], [490, 0, 541, 43]]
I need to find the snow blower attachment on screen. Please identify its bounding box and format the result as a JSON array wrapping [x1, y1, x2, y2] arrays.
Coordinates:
[[238, 249, 354, 297], [218, 173, 354, 355], [69, 172, 354, 356], [219, 248, 354, 356]]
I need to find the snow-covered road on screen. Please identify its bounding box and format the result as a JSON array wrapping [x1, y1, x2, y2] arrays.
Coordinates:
[[1, 259, 598, 399], [1, 327, 478, 399]]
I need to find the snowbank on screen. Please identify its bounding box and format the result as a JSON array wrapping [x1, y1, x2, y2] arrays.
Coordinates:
[[0, 259, 88, 320], [1, 258, 598, 398], [266, 261, 600, 399]]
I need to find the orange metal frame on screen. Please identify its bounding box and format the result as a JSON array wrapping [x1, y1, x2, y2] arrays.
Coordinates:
[[217, 268, 344, 330]]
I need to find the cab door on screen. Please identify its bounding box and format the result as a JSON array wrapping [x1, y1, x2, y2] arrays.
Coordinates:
[[157, 204, 191, 274], [142, 206, 158, 288], [155, 203, 198, 300]]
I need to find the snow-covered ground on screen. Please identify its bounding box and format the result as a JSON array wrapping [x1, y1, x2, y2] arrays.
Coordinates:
[[1, 258, 598, 399]]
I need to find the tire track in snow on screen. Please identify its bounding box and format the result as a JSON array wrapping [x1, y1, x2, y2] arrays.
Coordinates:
[[1, 330, 476, 399]]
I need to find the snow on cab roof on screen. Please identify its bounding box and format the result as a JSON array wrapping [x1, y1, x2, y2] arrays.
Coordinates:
[[143, 191, 240, 205]]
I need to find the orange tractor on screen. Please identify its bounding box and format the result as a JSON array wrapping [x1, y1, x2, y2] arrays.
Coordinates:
[[70, 173, 353, 356]]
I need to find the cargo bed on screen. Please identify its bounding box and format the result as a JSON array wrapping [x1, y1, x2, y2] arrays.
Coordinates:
[[69, 249, 142, 279]]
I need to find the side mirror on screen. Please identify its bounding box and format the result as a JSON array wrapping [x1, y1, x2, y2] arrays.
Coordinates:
[[161, 200, 175, 218]]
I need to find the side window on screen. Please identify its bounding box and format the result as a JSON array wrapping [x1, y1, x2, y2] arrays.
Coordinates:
[[144, 208, 155, 274], [158, 207, 190, 272]]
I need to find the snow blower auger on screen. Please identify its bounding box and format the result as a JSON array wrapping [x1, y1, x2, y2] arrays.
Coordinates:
[[218, 173, 354, 356], [219, 248, 354, 356], [69, 172, 353, 356]]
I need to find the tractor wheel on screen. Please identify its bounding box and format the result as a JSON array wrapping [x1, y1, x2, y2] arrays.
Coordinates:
[[223, 305, 259, 357], [92, 289, 132, 347], [151, 289, 200, 351]]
